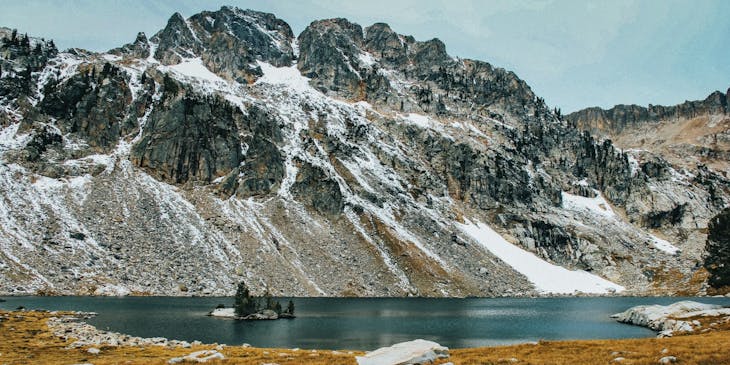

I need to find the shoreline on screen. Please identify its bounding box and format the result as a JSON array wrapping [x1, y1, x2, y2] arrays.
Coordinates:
[[1, 305, 730, 364]]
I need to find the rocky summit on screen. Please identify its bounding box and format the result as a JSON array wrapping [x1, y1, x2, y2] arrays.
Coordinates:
[[0, 7, 727, 297]]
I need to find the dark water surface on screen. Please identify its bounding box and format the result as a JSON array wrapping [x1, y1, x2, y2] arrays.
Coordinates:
[[1, 296, 728, 350]]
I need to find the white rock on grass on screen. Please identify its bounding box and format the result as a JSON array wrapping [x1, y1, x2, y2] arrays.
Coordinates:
[[355, 339, 449, 365], [658, 356, 677, 364], [168, 350, 225, 364], [87, 347, 100, 355]]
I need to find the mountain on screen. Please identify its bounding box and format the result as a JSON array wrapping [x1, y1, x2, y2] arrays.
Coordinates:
[[0, 7, 727, 297], [567, 90, 729, 172], [567, 90, 730, 294]]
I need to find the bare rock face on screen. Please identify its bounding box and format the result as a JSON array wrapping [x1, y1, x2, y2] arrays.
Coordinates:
[[39, 63, 132, 151], [291, 160, 344, 216], [130, 81, 243, 185], [236, 106, 285, 198], [297, 18, 369, 97]]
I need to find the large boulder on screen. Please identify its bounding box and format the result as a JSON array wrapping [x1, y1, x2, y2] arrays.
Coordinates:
[[356, 339, 449, 365], [611, 301, 730, 336]]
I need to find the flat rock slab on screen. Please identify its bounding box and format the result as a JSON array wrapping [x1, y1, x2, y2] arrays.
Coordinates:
[[611, 300, 730, 335], [356, 339, 449, 365], [168, 350, 225, 363]]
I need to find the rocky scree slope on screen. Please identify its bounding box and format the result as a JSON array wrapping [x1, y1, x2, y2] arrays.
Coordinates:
[[0, 7, 726, 297]]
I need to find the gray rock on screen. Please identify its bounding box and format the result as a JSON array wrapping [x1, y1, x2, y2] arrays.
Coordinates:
[[131, 89, 243, 185]]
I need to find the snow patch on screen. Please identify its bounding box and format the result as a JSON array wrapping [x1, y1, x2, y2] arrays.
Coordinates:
[[401, 113, 433, 130], [168, 58, 225, 83], [649, 234, 680, 255], [561, 190, 616, 219], [0, 123, 30, 154], [357, 52, 377, 67], [457, 220, 624, 294], [255, 61, 313, 93]]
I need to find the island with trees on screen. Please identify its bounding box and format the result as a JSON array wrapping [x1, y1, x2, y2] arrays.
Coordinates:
[[208, 281, 295, 320]]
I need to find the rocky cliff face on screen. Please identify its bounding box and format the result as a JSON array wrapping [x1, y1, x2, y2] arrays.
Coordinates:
[[0, 8, 725, 297]]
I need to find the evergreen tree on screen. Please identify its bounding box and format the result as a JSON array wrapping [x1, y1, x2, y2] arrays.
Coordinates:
[[21, 34, 30, 50], [234, 281, 259, 317], [264, 290, 275, 311], [286, 300, 295, 316], [274, 301, 282, 315], [233, 281, 249, 316]]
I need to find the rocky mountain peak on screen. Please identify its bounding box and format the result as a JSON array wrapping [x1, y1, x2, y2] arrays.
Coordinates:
[[151, 7, 294, 82], [109, 31, 150, 59], [364, 23, 411, 65]]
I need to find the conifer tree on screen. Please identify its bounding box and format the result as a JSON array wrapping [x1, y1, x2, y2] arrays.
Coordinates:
[[286, 300, 295, 316]]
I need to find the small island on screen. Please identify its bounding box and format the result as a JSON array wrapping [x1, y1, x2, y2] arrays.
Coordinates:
[[208, 281, 295, 320]]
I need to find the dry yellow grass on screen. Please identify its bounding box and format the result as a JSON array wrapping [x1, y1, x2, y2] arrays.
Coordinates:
[[2, 310, 730, 365]]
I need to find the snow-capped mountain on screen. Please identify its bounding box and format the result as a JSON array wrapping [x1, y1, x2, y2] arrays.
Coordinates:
[[0, 7, 726, 297]]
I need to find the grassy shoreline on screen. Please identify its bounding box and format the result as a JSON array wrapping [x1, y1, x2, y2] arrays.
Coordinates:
[[1, 309, 729, 364]]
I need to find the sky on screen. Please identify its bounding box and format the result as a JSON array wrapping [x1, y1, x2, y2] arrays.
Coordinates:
[[1, 0, 728, 112]]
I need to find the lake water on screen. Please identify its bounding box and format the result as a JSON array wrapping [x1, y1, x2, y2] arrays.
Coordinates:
[[1, 296, 728, 350]]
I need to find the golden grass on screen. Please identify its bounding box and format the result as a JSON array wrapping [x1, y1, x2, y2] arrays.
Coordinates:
[[2, 310, 730, 365]]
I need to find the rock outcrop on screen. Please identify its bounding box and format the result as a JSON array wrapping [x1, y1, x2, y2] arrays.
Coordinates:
[[612, 301, 730, 337], [131, 88, 244, 185]]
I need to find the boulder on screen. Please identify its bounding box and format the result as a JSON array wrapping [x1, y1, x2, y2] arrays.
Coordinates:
[[168, 350, 225, 364], [611, 301, 730, 335], [243, 309, 278, 320], [355, 339, 449, 365], [208, 308, 235, 318]]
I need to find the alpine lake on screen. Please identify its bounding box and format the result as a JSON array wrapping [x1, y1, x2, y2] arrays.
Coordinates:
[[2, 296, 729, 350]]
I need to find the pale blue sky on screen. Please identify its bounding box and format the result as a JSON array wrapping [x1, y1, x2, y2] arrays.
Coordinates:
[[1, 0, 728, 112]]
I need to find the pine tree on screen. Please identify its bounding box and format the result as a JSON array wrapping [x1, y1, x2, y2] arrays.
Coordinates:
[[274, 301, 282, 315], [286, 300, 295, 316], [21, 34, 30, 50], [234, 281, 250, 316], [234, 281, 260, 317], [264, 290, 275, 311]]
